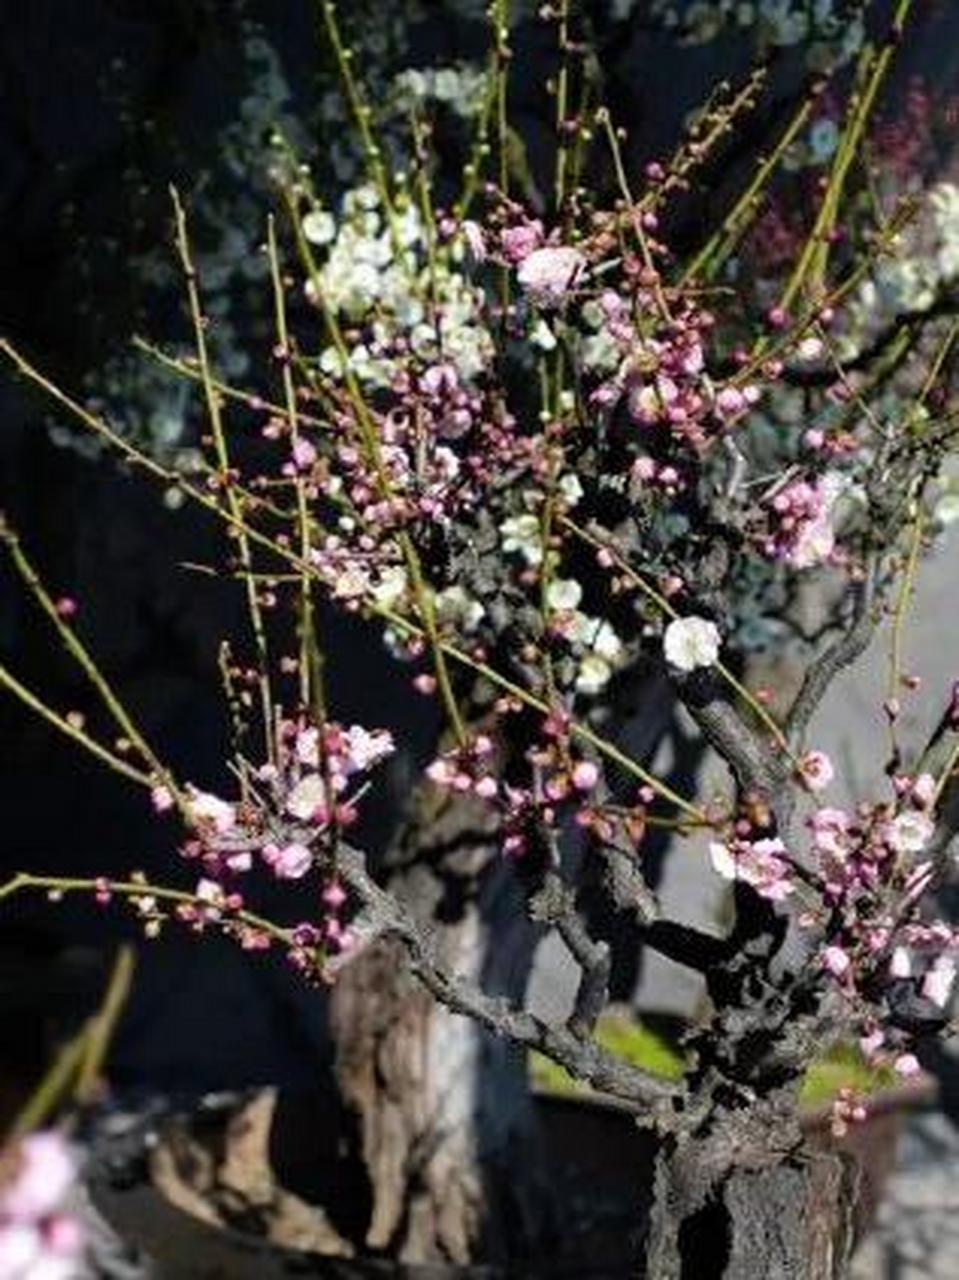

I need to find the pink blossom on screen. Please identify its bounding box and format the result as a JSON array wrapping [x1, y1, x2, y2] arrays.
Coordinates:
[[922, 956, 956, 1008], [343, 725, 395, 772], [186, 788, 235, 835], [860, 1028, 885, 1059], [291, 437, 318, 470], [821, 945, 851, 979], [460, 220, 487, 262], [709, 837, 794, 901], [264, 842, 313, 880], [517, 246, 585, 305], [295, 727, 320, 768], [572, 761, 600, 792], [893, 1053, 921, 1078], [714, 385, 748, 421], [885, 809, 934, 854], [808, 807, 851, 860], [150, 785, 175, 813], [798, 750, 834, 793], [890, 947, 913, 978], [501, 220, 544, 264], [286, 774, 328, 823], [322, 882, 347, 909], [0, 1134, 74, 1222], [911, 773, 936, 809]]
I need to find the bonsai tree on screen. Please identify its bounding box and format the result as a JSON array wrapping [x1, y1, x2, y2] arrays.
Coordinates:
[[3, 0, 959, 1273]]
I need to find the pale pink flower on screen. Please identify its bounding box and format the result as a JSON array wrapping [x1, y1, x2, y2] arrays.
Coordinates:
[[798, 750, 834, 793], [911, 773, 936, 809], [150, 785, 174, 814], [286, 774, 328, 823], [0, 1134, 74, 1222], [295, 727, 320, 768], [890, 946, 913, 978], [893, 1053, 921, 1078], [195, 879, 224, 915], [517, 246, 585, 305], [501, 220, 544, 264], [460, 220, 487, 262], [808, 807, 851, 860], [821, 945, 851, 979], [186, 788, 235, 835], [860, 1028, 885, 1059], [291, 437, 317, 470], [268, 842, 313, 880], [886, 810, 934, 854], [922, 956, 956, 1008], [709, 837, 794, 901], [572, 761, 600, 792], [343, 725, 394, 772]]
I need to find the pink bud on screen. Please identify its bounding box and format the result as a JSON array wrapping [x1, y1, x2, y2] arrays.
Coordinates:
[[572, 761, 600, 791], [151, 785, 175, 813], [893, 1053, 920, 1078]]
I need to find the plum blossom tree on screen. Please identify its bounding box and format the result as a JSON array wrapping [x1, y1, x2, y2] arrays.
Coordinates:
[[3, 0, 959, 1274]]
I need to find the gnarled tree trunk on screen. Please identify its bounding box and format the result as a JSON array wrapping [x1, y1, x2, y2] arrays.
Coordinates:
[[329, 782, 552, 1265], [644, 1100, 858, 1280]]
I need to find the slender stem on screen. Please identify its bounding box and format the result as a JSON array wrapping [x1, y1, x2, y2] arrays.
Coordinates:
[[266, 216, 317, 713], [596, 108, 671, 324], [553, 0, 571, 213], [75, 945, 136, 1105], [778, 0, 914, 314], [559, 516, 797, 762], [0, 873, 292, 949], [317, 0, 402, 255], [134, 338, 331, 432], [0, 338, 705, 820], [285, 193, 468, 745], [886, 497, 925, 764], [171, 188, 276, 767], [0, 521, 178, 799], [0, 663, 153, 787], [680, 89, 817, 286], [7, 1027, 91, 1140], [493, 0, 511, 197]]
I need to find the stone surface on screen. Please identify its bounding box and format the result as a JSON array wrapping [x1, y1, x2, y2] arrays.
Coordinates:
[[851, 1110, 959, 1280]]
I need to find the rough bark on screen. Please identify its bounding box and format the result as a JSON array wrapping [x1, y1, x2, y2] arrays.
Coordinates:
[[644, 1106, 858, 1280], [328, 781, 551, 1265]]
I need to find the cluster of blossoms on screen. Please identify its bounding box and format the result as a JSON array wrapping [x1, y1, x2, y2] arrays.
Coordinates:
[[303, 185, 493, 385], [835, 180, 959, 361], [146, 722, 394, 958], [177, 720, 395, 880], [470, 201, 762, 449], [390, 64, 487, 120], [648, 0, 866, 67], [759, 472, 848, 569], [709, 834, 795, 902], [426, 716, 606, 858], [0, 1132, 83, 1279], [711, 761, 956, 1078], [544, 577, 627, 696]]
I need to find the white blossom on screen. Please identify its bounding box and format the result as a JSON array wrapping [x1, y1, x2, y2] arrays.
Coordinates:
[[500, 514, 543, 566], [546, 578, 583, 612], [887, 810, 935, 854], [663, 616, 721, 672]]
